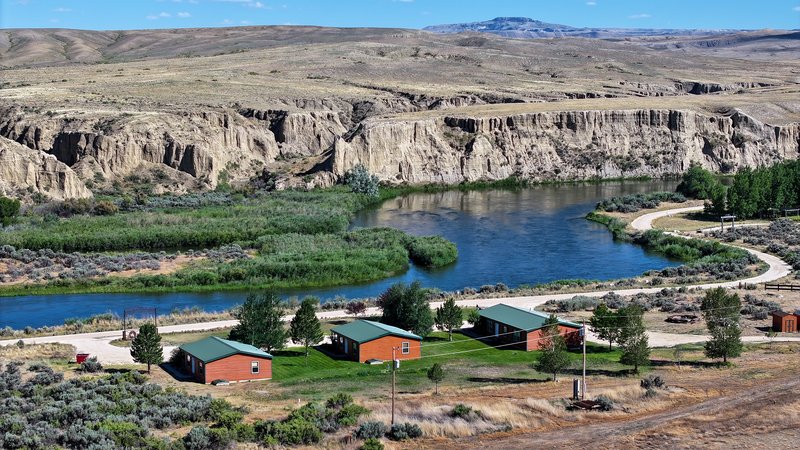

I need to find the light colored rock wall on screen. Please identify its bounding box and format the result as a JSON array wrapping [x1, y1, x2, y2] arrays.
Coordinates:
[[0, 137, 92, 200], [330, 109, 800, 184]]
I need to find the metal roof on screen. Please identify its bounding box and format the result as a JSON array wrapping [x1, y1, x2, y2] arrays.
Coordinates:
[[330, 320, 422, 344], [478, 304, 580, 331], [180, 336, 273, 363]]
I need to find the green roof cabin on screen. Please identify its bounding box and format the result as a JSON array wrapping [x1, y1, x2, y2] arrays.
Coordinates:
[[477, 304, 581, 351], [179, 336, 273, 384], [330, 320, 422, 363]]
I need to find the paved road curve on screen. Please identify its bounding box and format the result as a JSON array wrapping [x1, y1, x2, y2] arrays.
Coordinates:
[[1, 206, 796, 363]]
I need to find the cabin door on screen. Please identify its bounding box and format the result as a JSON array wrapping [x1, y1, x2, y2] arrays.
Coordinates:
[[788, 319, 796, 333], [344, 339, 349, 354], [191, 358, 196, 374], [494, 322, 499, 336]]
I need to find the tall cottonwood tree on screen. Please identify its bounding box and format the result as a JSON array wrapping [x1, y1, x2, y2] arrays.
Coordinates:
[[229, 290, 287, 352], [378, 282, 434, 337]]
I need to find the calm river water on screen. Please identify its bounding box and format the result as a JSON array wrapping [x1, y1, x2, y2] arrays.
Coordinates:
[[0, 181, 680, 328]]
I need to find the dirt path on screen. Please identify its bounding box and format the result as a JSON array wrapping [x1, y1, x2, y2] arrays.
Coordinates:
[[461, 374, 800, 449], [1, 205, 795, 363]]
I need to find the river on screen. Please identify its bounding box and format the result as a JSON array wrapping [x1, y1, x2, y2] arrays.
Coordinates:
[[0, 181, 680, 328]]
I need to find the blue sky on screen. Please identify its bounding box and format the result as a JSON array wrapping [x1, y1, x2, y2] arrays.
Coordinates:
[[2, 0, 799, 31]]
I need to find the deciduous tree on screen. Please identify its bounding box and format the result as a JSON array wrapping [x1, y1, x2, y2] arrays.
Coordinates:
[[377, 282, 434, 337], [617, 305, 649, 373], [590, 303, 620, 350], [229, 290, 287, 352], [434, 298, 463, 341], [535, 315, 571, 381], [345, 301, 367, 317], [701, 288, 743, 363], [0, 196, 20, 227]]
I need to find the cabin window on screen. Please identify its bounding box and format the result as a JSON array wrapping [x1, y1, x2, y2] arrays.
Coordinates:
[[251, 361, 259, 374], [401, 342, 410, 354], [198, 361, 203, 368]]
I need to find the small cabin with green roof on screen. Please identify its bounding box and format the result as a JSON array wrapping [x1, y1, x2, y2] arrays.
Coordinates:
[[330, 320, 422, 363], [477, 304, 581, 351], [179, 336, 273, 384]]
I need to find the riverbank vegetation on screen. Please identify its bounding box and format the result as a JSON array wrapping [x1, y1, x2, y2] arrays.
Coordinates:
[[0, 188, 459, 297], [595, 192, 686, 214]]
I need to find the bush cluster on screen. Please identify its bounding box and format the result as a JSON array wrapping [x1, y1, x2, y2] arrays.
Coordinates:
[[387, 422, 423, 441], [636, 230, 758, 281], [0, 363, 236, 449], [640, 375, 666, 390], [547, 288, 698, 314], [406, 236, 458, 267], [712, 219, 800, 271], [596, 192, 686, 213], [253, 393, 369, 446], [741, 294, 780, 319], [0, 244, 247, 285]]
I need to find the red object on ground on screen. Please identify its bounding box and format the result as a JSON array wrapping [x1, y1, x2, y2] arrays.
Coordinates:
[[76, 353, 90, 364]]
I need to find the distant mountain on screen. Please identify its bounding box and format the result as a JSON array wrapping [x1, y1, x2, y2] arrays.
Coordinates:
[[423, 17, 737, 39]]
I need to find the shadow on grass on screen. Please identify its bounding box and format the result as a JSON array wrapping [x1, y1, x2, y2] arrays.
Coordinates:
[[423, 335, 450, 343], [467, 376, 551, 384], [158, 363, 194, 382], [563, 367, 637, 377], [649, 359, 722, 369], [308, 344, 353, 361]]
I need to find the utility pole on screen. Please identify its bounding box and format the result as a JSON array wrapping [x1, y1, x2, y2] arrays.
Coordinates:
[[391, 346, 397, 425], [581, 321, 587, 400]]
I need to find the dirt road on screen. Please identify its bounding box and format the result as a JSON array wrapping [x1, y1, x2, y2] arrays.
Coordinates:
[[461, 372, 800, 449]]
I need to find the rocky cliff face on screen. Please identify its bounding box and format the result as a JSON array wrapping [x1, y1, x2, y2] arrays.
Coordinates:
[[1, 102, 798, 198], [0, 107, 280, 191], [0, 136, 92, 200], [329, 109, 800, 184]]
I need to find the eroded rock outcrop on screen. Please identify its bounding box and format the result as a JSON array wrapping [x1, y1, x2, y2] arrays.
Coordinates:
[[329, 109, 800, 184], [0, 107, 281, 190], [0, 136, 92, 200]]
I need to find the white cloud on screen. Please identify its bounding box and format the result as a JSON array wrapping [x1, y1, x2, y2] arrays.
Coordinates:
[[586, 1, 596, 5], [393, 0, 415, 2], [793, 6, 800, 11], [177, 11, 191, 17], [214, 0, 269, 8], [241, 20, 251, 24], [146, 11, 172, 19], [49, 18, 60, 23], [52, 7, 72, 12], [628, 13, 651, 19]]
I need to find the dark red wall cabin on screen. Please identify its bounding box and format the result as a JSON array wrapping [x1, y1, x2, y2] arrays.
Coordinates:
[[771, 311, 798, 333], [179, 336, 273, 384]]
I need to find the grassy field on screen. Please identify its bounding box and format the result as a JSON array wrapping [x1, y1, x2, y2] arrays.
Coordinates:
[[653, 212, 768, 232], [271, 331, 625, 400]]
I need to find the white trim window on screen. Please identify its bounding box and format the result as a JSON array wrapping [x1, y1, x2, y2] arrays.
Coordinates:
[[401, 341, 410, 354], [251, 361, 260, 374]]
